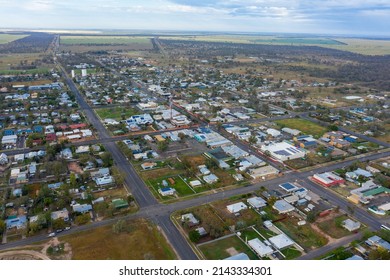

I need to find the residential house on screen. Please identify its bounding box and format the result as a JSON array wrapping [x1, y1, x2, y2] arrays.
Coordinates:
[[227, 202, 248, 214]]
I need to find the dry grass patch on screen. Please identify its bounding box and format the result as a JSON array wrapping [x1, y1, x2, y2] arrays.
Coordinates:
[[61, 219, 176, 260]]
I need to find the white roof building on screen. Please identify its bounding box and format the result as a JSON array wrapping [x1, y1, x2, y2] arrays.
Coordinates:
[[273, 200, 295, 214], [227, 202, 248, 213], [247, 197, 267, 209], [266, 128, 281, 137], [269, 234, 295, 250], [248, 165, 279, 179], [2, 135, 17, 145], [342, 219, 361, 232], [260, 141, 307, 161], [282, 127, 301, 136], [248, 238, 274, 257]]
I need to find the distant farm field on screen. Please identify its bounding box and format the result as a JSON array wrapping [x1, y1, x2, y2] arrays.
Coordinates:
[[0, 34, 28, 44], [162, 35, 344, 46], [61, 219, 176, 260], [328, 38, 390, 55], [60, 35, 152, 45], [161, 35, 390, 55], [275, 118, 328, 138]]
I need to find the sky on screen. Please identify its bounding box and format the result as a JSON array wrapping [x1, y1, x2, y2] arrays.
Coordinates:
[[0, 0, 389, 36]]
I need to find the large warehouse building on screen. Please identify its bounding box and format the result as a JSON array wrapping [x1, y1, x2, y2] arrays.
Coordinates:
[[260, 141, 307, 161]]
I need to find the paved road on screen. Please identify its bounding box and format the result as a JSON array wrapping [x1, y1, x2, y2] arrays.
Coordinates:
[[57, 64, 157, 208]]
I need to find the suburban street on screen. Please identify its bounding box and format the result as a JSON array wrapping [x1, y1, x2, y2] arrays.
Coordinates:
[[1, 58, 388, 261]]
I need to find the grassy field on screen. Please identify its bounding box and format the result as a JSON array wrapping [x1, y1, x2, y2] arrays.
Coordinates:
[[0, 34, 28, 44], [198, 235, 258, 260], [0, 53, 48, 70], [61, 36, 152, 45], [275, 118, 328, 138], [148, 175, 195, 197], [276, 217, 328, 250], [61, 219, 176, 260], [95, 107, 140, 121]]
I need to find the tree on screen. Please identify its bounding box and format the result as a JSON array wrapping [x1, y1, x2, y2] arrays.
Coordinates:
[[112, 166, 125, 186], [306, 211, 318, 223], [0, 219, 5, 235], [248, 135, 257, 145], [157, 141, 169, 152], [101, 152, 113, 167], [188, 229, 201, 243], [368, 248, 390, 260], [75, 213, 90, 225], [52, 219, 66, 230], [69, 173, 77, 188]]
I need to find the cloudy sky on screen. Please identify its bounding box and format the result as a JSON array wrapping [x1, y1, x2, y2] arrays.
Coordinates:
[[0, 0, 389, 35]]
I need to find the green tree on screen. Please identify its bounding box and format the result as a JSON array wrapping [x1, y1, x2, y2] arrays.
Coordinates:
[[112, 166, 125, 186], [248, 135, 257, 145], [101, 152, 113, 167], [52, 219, 66, 230], [69, 173, 77, 188], [0, 219, 5, 235], [188, 229, 201, 243], [75, 214, 90, 225], [157, 141, 169, 152]]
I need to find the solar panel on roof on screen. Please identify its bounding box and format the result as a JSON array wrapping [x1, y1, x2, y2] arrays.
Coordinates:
[[280, 183, 298, 191]]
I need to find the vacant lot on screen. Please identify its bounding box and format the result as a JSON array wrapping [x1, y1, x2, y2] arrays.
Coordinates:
[[317, 215, 353, 239], [61, 219, 176, 260], [275, 118, 328, 138], [95, 107, 140, 121], [0, 34, 28, 44], [276, 217, 328, 250], [198, 235, 258, 260]]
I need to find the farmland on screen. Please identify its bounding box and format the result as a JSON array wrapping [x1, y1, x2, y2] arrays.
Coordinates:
[[60, 36, 152, 46], [160, 35, 390, 55], [0, 34, 28, 44]]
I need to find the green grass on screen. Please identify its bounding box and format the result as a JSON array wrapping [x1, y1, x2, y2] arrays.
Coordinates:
[[149, 175, 194, 197], [275, 118, 328, 138], [276, 217, 328, 250], [95, 107, 140, 121], [0, 34, 28, 44], [60, 36, 152, 45], [241, 228, 262, 241], [281, 247, 302, 260], [198, 235, 259, 260]]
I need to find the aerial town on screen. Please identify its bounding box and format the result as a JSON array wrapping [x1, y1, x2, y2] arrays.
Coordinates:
[[0, 30, 389, 261]]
